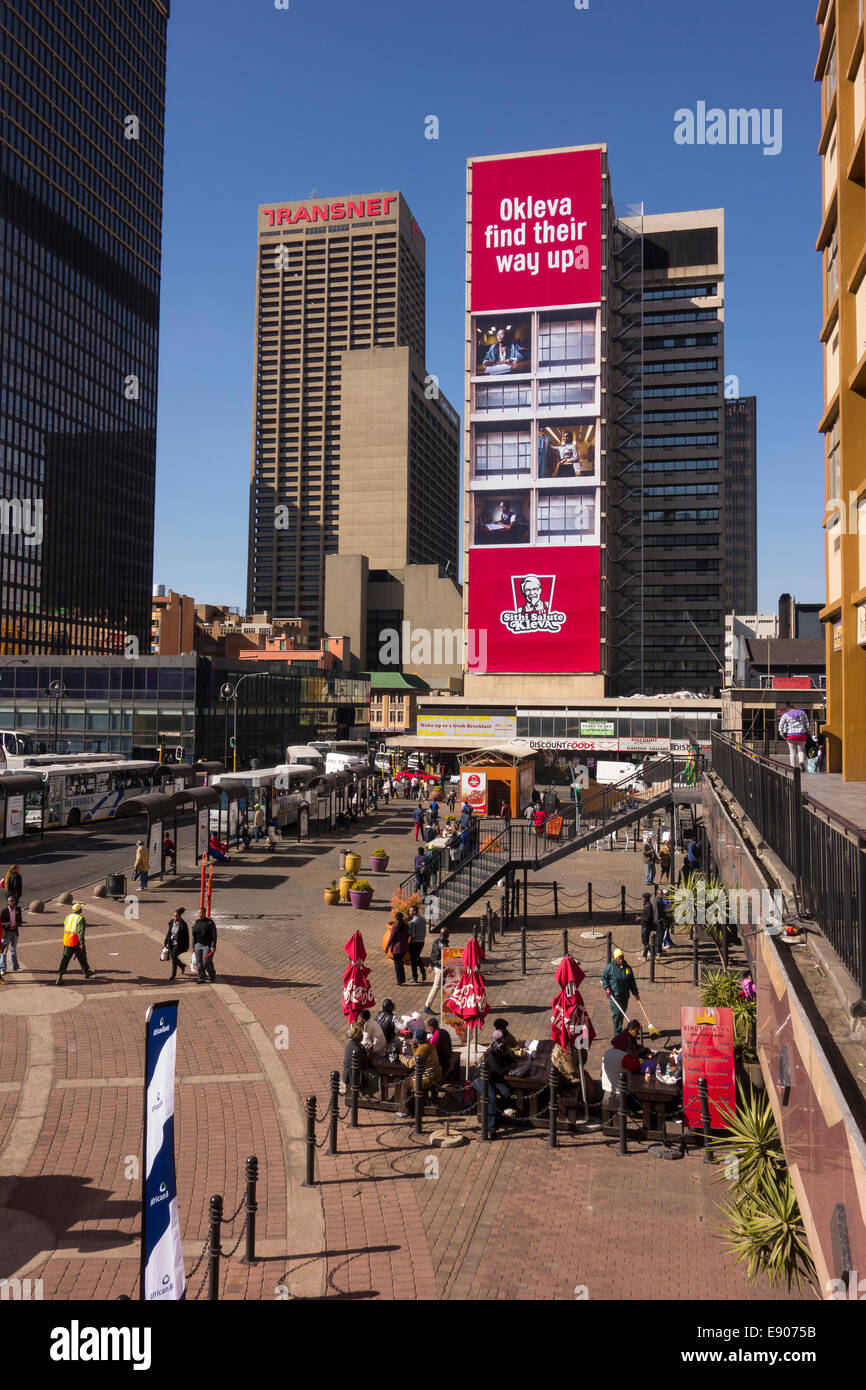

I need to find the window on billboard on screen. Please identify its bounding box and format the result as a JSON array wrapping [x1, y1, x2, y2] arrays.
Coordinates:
[[475, 382, 532, 412], [537, 422, 596, 480], [474, 315, 532, 375], [536, 490, 596, 544], [474, 427, 532, 480], [538, 378, 596, 410], [538, 312, 596, 370], [474, 493, 530, 546]]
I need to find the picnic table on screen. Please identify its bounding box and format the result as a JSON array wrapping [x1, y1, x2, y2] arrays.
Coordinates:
[[601, 1074, 683, 1142]]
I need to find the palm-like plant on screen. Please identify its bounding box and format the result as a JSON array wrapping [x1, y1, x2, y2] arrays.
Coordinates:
[[718, 1173, 817, 1293], [668, 870, 728, 941], [700, 966, 742, 1009], [709, 1083, 784, 1190]]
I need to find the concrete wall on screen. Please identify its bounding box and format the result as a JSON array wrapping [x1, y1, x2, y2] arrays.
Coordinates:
[[324, 554, 368, 667], [338, 347, 411, 570]]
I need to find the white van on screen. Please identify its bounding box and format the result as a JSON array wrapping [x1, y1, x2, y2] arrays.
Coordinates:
[[594, 760, 643, 789], [325, 751, 367, 774]]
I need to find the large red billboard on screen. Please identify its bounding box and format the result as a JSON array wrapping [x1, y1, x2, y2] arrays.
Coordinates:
[[468, 546, 601, 674], [470, 148, 601, 312]]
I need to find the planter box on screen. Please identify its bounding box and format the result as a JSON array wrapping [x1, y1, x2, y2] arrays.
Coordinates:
[[349, 889, 374, 910], [344, 852, 361, 876], [369, 855, 390, 873], [323, 890, 340, 906]]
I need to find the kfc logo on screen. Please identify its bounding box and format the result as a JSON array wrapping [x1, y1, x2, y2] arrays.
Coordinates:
[[500, 573, 567, 634]]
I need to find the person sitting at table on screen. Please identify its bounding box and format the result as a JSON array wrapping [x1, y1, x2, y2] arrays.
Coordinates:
[[394, 1027, 443, 1118], [427, 1015, 459, 1083], [601, 1038, 641, 1100], [376, 998, 398, 1048], [472, 1030, 518, 1137], [612, 1019, 653, 1064], [343, 1024, 378, 1098], [492, 1017, 532, 1077], [359, 1008, 388, 1060]]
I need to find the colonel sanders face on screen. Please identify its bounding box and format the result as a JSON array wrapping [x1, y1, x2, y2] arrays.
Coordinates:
[[520, 575, 544, 611]]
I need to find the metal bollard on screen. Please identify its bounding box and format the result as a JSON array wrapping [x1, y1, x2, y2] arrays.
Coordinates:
[[699, 1076, 712, 1162], [414, 1052, 425, 1136], [521, 914, 527, 976], [618, 1071, 629, 1155], [486, 900, 493, 942], [329, 1069, 340, 1155], [548, 1064, 559, 1149], [606, 931, 612, 964], [240, 1155, 259, 1266], [479, 1057, 490, 1142], [587, 881, 593, 920], [561, 928, 568, 959], [553, 881, 559, 918], [349, 1054, 360, 1128], [621, 885, 626, 922], [208, 1194, 223, 1300], [302, 1096, 316, 1186], [500, 892, 507, 935], [649, 933, 656, 984], [693, 931, 699, 987]]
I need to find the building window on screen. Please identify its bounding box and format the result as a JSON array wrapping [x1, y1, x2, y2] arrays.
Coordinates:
[[827, 417, 840, 500], [474, 384, 532, 412], [826, 222, 839, 307], [538, 316, 596, 368], [536, 491, 596, 543], [537, 379, 596, 407], [474, 429, 531, 479]]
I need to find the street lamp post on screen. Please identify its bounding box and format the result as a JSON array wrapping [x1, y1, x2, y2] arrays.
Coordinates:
[[47, 680, 67, 755], [220, 673, 265, 773]]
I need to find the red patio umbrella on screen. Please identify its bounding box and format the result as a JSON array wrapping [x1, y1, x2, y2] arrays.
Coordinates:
[[446, 937, 489, 1051], [550, 954, 596, 1050], [342, 930, 375, 1024]]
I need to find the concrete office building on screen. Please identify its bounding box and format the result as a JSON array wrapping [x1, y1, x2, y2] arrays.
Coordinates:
[[0, 0, 169, 655], [247, 192, 460, 652], [816, 0, 866, 778], [724, 396, 758, 614], [611, 208, 728, 696]]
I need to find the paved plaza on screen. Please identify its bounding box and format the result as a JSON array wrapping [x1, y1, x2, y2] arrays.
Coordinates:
[[0, 802, 802, 1301]]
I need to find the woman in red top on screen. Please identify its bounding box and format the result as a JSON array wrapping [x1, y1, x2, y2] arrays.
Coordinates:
[[532, 806, 546, 836]]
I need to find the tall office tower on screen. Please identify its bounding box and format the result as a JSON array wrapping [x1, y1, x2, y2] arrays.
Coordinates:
[[247, 193, 442, 643], [724, 396, 758, 614], [0, 1, 169, 654], [816, 0, 866, 778], [610, 210, 727, 695]]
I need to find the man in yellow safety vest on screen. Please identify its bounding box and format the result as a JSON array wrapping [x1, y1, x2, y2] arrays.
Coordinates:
[[57, 903, 95, 984]]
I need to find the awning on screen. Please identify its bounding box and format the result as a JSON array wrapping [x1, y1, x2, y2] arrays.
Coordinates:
[[173, 786, 221, 809], [194, 760, 225, 774], [0, 774, 46, 795], [154, 763, 195, 780], [215, 782, 249, 803], [115, 793, 177, 820]]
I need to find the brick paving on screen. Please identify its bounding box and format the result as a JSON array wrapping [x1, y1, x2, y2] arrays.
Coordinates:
[[0, 799, 801, 1301]]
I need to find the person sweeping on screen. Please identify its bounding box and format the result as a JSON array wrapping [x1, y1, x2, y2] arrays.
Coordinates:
[[601, 947, 639, 1034], [57, 903, 95, 984]]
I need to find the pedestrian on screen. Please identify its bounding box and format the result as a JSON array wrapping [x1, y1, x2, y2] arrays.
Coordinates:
[[533, 805, 546, 837], [429, 798, 440, 826], [500, 799, 511, 820], [3, 864, 22, 902], [413, 849, 429, 895], [642, 832, 657, 885], [638, 892, 654, 961], [472, 1030, 518, 1137], [192, 906, 217, 983], [657, 887, 673, 951], [659, 832, 671, 882], [386, 911, 410, 987], [162, 832, 177, 869], [253, 804, 266, 841], [57, 902, 95, 984], [0, 895, 23, 976], [412, 802, 424, 841], [163, 908, 189, 980], [239, 814, 251, 851], [601, 947, 640, 1033], [132, 840, 149, 890], [407, 905, 427, 983], [424, 927, 449, 1012], [446, 787, 456, 813]]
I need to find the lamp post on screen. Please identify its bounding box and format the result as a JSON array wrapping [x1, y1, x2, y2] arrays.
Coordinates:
[[47, 680, 67, 755], [220, 673, 264, 773]]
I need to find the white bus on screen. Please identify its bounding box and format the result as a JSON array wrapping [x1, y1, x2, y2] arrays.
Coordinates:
[[209, 764, 319, 833], [0, 729, 118, 772], [26, 761, 161, 829]]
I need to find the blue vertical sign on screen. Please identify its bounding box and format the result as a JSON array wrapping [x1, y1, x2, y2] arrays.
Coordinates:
[[141, 1000, 185, 1301]]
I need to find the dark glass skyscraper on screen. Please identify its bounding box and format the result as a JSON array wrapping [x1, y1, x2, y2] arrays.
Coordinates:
[[724, 396, 758, 615], [0, 1, 169, 654]]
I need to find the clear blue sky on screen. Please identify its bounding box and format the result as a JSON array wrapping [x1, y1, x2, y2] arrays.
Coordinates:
[[155, 0, 821, 615]]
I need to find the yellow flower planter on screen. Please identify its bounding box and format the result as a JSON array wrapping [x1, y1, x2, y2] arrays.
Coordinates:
[[339, 873, 356, 902], [344, 852, 361, 876]]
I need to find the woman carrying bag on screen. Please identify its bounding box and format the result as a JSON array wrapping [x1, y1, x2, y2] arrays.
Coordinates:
[[162, 908, 190, 981], [384, 911, 410, 987]]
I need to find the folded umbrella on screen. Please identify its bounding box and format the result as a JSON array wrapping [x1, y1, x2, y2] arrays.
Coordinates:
[[342, 930, 375, 1023]]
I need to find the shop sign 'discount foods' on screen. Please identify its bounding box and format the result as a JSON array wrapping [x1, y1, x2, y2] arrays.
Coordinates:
[[471, 149, 601, 312]]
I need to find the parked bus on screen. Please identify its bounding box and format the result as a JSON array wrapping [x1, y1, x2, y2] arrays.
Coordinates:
[[0, 729, 117, 772], [210, 764, 319, 835], [26, 760, 163, 829]]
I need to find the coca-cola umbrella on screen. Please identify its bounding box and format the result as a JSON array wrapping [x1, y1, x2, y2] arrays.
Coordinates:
[[550, 953, 595, 1123], [446, 937, 489, 1061], [342, 930, 375, 1024]]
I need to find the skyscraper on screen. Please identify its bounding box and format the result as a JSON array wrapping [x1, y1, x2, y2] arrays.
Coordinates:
[[724, 395, 758, 614], [247, 192, 448, 643], [0, 0, 169, 654]]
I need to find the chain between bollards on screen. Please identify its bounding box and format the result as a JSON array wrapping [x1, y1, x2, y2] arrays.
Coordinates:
[[553, 881, 559, 918], [414, 1053, 424, 1135], [329, 1069, 340, 1154], [618, 1071, 629, 1155], [240, 1155, 259, 1266], [208, 1194, 222, 1300], [302, 1095, 316, 1186], [699, 1075, 712, 1163], [479, 1057, 490, 1142], [548, 1065, 559, 1149]]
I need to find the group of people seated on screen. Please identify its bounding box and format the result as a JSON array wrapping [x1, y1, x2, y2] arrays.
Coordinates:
[[601, 1019, 682, 1115], [342, 1001, 460, 1113]]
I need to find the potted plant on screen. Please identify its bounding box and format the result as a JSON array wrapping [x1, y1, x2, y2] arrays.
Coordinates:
[[349, 879, 374, 910], [344, 850, 361, 876], [339, 871, 356, 902], [369, 847, 390, 873], [323, 879, 340, 907]]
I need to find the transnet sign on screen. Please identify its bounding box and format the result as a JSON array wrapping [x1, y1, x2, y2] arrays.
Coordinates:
[[468, 547, 601, 674], [470, 149, 601, 311]]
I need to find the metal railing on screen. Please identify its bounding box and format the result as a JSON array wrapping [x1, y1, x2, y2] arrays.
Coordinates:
[[711, 730, 866, 996]]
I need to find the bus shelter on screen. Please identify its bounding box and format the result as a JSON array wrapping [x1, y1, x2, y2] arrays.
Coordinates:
[[172, 785, 221, 867], [0, 772, 45, 847], [213, 780, 248, 851], [116, 791, 178, 883]]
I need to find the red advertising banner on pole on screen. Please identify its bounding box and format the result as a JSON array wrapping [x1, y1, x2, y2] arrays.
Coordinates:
[[681, 1005, 736, 1129], [470, 148, 602, 311], [467, 545, 601, 674], [442, 946, 467, 1043]]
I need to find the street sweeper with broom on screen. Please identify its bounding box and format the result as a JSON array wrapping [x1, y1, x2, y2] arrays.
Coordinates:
[[601, 947, 639, 1034]]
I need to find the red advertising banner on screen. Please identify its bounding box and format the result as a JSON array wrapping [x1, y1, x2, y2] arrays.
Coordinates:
[[470, 148, 602, 311], [442, 946, 468, 1043], [772, 677, 811, 690], [468, 546, 601, 674], [681, 1005, 736, 1130]]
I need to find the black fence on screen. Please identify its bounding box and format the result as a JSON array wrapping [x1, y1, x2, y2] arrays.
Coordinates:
[[711, 731, 866, 996]]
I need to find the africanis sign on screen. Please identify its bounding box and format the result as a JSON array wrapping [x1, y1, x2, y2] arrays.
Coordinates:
[[470, 148, 601, 311]]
